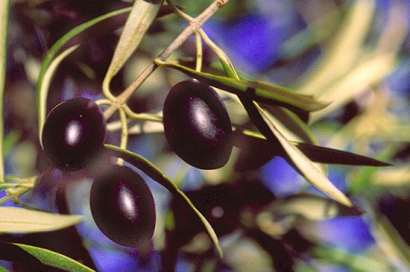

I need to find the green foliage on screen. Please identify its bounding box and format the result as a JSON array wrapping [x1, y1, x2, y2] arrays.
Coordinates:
[[1, 0, 408, 271]]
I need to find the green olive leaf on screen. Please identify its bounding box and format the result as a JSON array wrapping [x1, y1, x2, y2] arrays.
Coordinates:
[[0, 0, 11, 182], [155, 60, 329, 112], [234, 129, 390, 168], [104, 0, 164, 86], [104, 144, 224, 258], [0, 242, 95, 272], [0, 207, 83, 233], [293, 142, 391, 167], [266, 194, 364, 220], [239, 98, 353, 207]]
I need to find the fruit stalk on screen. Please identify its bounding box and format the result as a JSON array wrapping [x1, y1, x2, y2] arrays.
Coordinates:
[[103, 0, 230, 120]]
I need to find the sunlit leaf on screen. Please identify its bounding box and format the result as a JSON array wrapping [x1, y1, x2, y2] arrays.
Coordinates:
[[296, 0, 376, 95], [155, 60, 329, 112], [239, 98, 352, 207], [0, 207, 83, 233], [266, 194, 364, 220], [0, 242, 95, 272], [0, 0, 11, 182], [105, 0, 164, 80], [104, 144, 223, 258], [37, 45, 79, 144]]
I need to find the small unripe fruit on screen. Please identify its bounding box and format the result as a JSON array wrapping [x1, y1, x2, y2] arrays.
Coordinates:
[[163, 81, 233, 169], [41, 97, 106, 172], [90, 165, 156, 247]]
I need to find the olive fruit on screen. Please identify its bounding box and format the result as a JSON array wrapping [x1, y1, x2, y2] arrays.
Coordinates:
[[41, 97, 107, 172], [90, 164, 156, 247], [162, 80, 233, 169]]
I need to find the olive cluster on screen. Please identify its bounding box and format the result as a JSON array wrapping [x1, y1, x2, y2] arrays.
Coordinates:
[[40, 80, 233, 247], [41, 97, 155, 247]]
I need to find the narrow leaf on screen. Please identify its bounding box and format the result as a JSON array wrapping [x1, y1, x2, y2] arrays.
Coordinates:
[[257, 104, 352, 207], [105, 0, 164, 80], [38, 45, 79, 144], [293, 142, 391, 166], [239, 98, 352, 207], [233, 129, 390, 167], [155, 60, 329, 112], [104, 144, 223, 258], [0, 242, 94, 272], [0, 0, 11, 182], [266, 194, 364, 220], [0, 207, 83, 233]]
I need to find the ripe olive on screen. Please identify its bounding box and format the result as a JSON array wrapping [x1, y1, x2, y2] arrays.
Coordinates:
[[41, 97, 107, 172], [162, 80, 233, 169], [90, 164, 156, 247]]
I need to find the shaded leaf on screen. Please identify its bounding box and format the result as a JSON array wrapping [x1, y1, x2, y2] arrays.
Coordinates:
[[155, 60, 329, 112], [0, 207, 83, 233], [233, 129, 391, 168], [293, 142, 391, 167], [0, 242, 94, 272], [368, 210, 410, 269], [104, 144, 223, 258], [266, 194, 364, 220]]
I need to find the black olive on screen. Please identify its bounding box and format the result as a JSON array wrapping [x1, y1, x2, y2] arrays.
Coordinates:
[[163, 80, 233, 169], [41, 97, 106, 172], [90, 164, 156, 247]]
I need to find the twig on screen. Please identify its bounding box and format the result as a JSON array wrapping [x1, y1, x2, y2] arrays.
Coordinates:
[[103, 0, 230, 120]]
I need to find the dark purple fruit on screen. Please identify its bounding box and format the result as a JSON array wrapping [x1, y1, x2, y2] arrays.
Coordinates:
[[41, 97, 106, 172], [90, 164, 156, 247], [162, 80, 233, 169]]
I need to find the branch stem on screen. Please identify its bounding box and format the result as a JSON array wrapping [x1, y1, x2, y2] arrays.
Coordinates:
[[103, 0, 229, 120]]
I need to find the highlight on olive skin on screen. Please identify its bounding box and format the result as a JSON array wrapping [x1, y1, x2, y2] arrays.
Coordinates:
[[162, 80, 233, 170], [90, 164, 156, 247], [41, 97, 107, 172]]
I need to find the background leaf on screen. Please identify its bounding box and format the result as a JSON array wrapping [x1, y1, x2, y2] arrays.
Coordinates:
[[0, 0, 10, 182], [266, 194, 364, 221], [0, 207, 83, 233]]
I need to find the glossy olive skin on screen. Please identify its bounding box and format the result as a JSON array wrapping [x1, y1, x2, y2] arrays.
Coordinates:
[[41, 97, 106, 172], [163, 81, 233, 169], [90, 165, 156, 247]]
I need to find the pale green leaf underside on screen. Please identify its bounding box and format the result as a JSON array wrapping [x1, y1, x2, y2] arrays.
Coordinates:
[[0, 207, 83, 233], [254, 103, 353, 207], [105, 0, 164, 80]]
